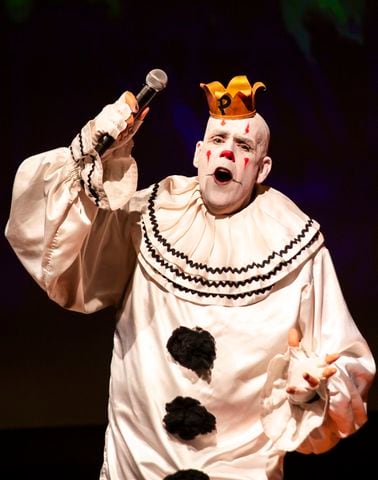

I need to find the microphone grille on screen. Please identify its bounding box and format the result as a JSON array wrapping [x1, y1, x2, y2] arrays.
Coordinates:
[[146, 69, 168, 91]]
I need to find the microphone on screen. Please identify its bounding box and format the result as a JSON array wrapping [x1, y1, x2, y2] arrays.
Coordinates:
[[95, 68, 168, 155]]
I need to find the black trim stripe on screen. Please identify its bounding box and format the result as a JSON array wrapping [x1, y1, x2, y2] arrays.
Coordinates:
[[143, 222, 320, 289], [147, 182, 318, 275], [86, 155, 100, 207], [154, 263, 273, 300], [69, 144, 77, 162], [79, 131, 85, 156]]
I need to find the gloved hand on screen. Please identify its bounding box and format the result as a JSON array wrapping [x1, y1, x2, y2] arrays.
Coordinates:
[[286, 328, 339, 404], [70, 91, 148, 161], [88, 91, 135, 149]]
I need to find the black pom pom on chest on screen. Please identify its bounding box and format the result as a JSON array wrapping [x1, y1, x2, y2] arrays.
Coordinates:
[[163, 396, 216, 440], [166, 326, 216, 377]]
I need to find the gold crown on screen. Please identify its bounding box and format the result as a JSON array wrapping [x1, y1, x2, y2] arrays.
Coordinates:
[[200, 75, 266, 119]]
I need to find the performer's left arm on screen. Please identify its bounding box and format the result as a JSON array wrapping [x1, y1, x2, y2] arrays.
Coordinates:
[[261, 247, 376, 453]]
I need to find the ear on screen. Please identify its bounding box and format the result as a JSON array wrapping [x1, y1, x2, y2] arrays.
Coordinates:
[[193, 141, 203, 168], [256, 156, 272, 183]]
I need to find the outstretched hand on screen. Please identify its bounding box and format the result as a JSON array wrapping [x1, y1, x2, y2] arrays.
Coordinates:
[[286, 328, 339, 396]]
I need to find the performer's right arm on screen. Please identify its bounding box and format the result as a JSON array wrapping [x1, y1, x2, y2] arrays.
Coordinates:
[[5, 92, 141, 313]]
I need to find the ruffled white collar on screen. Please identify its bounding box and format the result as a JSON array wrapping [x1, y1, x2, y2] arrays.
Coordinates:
[[133, 175, 323, 306]]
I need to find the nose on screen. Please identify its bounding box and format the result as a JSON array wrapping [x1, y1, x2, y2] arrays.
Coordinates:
[[220, 150, 235, 162]]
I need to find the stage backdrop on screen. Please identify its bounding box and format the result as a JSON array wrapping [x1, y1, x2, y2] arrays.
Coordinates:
[[1, 0, 377, 428]]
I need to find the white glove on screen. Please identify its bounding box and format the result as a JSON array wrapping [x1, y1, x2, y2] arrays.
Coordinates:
[[286, 328, 339, 404], [88, 93, 133, 148], [70, 92, 134, 161], [286, 348, 327, 403]]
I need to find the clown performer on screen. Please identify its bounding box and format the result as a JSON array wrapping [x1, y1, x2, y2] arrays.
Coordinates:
[[5, 74, 375, 480]]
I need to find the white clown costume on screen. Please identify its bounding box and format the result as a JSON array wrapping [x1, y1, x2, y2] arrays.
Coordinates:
[[5, 75, 375, 480]]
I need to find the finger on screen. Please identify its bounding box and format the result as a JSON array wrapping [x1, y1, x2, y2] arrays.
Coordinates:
[[323, 366, 337, 379], [288, 328, 301, 347], [118, 129, 129, 142], [286, 386, 297, 395], [325, 353, 340, 364], [138, 106, 150, 121], [124, 91, 138, 110], [126, 116, 135, 127], [303, 372, 319, 388]]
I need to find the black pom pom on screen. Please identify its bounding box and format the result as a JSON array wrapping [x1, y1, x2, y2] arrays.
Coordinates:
[[167, 327, 216, 375], [164, 469, 210, 480], [163, 396, 216, 440]]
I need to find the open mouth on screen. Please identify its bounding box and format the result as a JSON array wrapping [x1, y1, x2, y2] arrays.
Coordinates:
[[214, 167, 233, 184]]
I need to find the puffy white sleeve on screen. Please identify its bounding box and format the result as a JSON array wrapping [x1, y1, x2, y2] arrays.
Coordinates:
[[5, 128, 139, 313], [261, 247, 375, 453]]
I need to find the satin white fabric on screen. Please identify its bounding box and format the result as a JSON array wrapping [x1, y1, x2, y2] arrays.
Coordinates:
[[5, 136, 375, 479]]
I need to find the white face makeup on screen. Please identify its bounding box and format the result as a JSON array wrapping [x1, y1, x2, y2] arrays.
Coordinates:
[[193, 114, 272, 215]]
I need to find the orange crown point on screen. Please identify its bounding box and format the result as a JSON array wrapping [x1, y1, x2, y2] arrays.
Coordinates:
[[200, 75, 266, 119]]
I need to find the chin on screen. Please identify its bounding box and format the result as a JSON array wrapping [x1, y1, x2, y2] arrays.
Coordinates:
[[208, 207, 230, 215], [206, 192, 251, 215], [204, 200, 242, 216]]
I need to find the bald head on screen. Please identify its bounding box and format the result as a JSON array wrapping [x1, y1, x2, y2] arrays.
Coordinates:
[[194, 113, 272, 215]]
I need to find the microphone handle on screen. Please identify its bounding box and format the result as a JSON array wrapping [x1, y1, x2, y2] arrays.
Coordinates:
[[95, 85, 158, 156], [95, 133, 116, 156]]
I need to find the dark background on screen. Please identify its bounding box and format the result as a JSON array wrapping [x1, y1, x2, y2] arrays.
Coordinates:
[[1, 0, 377, 478]]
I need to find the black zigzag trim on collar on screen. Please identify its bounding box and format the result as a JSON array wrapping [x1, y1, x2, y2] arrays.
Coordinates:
[[157, 268, 272, 300], [147, 182, 318, 275], [142, 223, 273, 299], [142, 222, 320, 298]]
